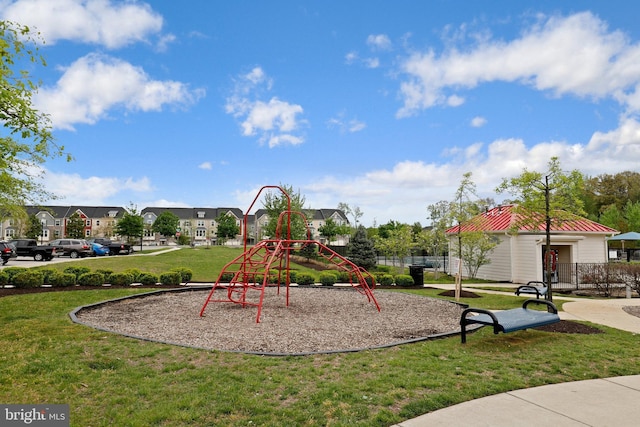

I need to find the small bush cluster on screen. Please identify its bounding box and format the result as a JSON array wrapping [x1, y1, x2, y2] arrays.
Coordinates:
[[0, 265, 192, 288], [295, 272, 316, 286], [319, 271, 337, 286], [394, 274, 415, 287]]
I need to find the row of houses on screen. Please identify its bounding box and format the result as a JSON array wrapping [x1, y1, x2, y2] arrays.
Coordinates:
[[0, 206, 351, 246]]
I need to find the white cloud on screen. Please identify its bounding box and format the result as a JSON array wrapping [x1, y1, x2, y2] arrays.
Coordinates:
[[225, 67, 306, 147], [0, 0, 164, 49], [302, 118, 640, 226], [41, 169, 153, 205], [367, 34, 392, 51], [396, 12, 640, 117], [34, 53, 204, 130], [471, 116, 487, 127], [198, 162, 212, 170], [327, 112, 366, 134]]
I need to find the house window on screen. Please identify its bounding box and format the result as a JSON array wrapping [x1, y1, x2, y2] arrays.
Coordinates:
[[197, 220, 205, 227], [86, 230, 91, 237], [55, 219, 61, 226], [54, 230, 60, 237], [211, 220, 216, 226], [96, 220, 100, 226], [197, 212, 205, 218], [196, 229, 206, 237], [86, 220, 91, 226], [5, 229, 14, 238], [184, 221, 191, 227]]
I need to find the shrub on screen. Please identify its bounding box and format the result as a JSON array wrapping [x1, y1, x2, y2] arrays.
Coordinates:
[[109, 272, 134, 286], [64, 266, 91, 280], [319, 271, 337, 286], [377, 274, 394, 286], [395, 274, 415, 287], [171, 267, 193, 283], [296, 272, 316, 286], [78, 272, 105, 286], [36, 268, 58, 285], [139, 273, 159, 286], [286, 270, 298, 284], [219, 272, 235, 283], [50, 272, 76, 287], [375, 265, 392, 273], [123, 268, 142, 283], [13, 271, 44, 288], [3, 267, 28, 283], [96, 269, 114, 282], [336, 270, 352, 283], [0, 271, 8, 286], [159, 271, 181, 286]]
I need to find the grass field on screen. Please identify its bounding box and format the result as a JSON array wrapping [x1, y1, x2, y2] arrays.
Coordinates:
[[2, 248, 639, 426]]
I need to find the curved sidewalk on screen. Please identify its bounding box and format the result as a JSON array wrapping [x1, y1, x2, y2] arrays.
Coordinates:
[[394, 289, 640, 427]]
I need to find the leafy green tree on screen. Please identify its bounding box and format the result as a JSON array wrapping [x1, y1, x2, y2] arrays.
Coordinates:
[[299, 242, 317, 261], [262, 184, 309, 240], [496, 157, 585, 300], [0, 21, 70, 220], [599, 204, 625, 231], [66, 212, 85, 238], [452, 231, 499, 279], [582, 171, 640, 219], [318, 218, 340, 244], [25, 214, 43, 239], [346, 225, 377, 270], [215, 212, 240, 245], [374, 222, 413, 274], [115, 204, 144, 243], [152, 211, 180, 239], [624, 201, 640, 232]]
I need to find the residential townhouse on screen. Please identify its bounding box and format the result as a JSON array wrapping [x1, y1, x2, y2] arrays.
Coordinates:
[[1, 205, 350, 246]]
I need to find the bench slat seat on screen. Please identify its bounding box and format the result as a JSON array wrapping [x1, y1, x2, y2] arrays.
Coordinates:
[[460, 299, 559, 343], [515, 281, 548, 299]]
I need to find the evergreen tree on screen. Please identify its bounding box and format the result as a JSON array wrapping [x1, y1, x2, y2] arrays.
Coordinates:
[[66, 212, 85, 238], [347, 225, 377, 270]]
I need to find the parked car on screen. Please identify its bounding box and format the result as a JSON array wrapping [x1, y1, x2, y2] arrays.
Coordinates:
[[90, 242, 110, 256], [88, 238, 133, 255], [48, 239, 92, 258], [0, 241, 17, 265], [9, 239, 62, 261]]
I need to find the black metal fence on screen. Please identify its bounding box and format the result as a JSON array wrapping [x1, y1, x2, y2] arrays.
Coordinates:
[[554, 262, 640, 292], [376, 255, 449, 271]]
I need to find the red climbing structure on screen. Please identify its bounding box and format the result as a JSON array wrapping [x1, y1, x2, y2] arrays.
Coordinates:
[[199, 185, 380, 323]]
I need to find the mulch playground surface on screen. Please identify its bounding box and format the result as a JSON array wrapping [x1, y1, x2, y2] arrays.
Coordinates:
[[1, 284, 603, 335]]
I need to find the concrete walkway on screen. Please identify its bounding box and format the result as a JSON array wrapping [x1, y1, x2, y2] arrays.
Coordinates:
[[393, 285, 640, 427]]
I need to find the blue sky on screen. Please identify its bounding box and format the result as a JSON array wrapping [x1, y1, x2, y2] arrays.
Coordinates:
[[3, 0, 640, 226]]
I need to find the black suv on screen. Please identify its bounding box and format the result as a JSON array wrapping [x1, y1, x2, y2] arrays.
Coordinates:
[[0, 241, 17, 265]]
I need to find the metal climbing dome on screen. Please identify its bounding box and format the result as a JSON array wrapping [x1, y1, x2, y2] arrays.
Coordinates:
[[199, 185, 380, 323]]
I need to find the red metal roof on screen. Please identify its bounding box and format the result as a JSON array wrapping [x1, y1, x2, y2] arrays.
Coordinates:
[[446, 205, 618, 234]]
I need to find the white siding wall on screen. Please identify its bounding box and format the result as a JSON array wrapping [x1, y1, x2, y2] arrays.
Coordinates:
[[473, 234, 512, 281]]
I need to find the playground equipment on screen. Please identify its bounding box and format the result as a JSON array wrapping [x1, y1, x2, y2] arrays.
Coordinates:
[[199, 185, 380, 323]]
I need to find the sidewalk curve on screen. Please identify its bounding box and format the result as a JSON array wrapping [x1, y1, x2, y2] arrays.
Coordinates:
[[394, 284, 640, 426]]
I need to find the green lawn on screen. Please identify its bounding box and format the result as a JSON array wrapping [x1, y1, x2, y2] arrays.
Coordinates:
[[1, 288, 638, 426], [2, 249, 639, 425]]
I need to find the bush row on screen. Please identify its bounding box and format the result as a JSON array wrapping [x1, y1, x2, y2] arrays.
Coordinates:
[[0, 266, 193, 288], [216, 270, 419, 287]]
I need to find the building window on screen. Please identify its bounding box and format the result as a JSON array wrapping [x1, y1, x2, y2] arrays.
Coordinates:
[[196, 229, 206, 237], [197, 220, 205, 227], [54, 230, 60, 237], [86, 230, 91, 237], [197, 211, 205, 218], [86, 220, 91, 226], [5, 229, 14, 238], [96, 220, 100, 226], [55, 219, 61, 226]]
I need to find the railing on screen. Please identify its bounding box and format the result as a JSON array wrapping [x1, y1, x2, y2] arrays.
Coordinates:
[[377, 255, 448, 270], [553, 262, 640, 293]]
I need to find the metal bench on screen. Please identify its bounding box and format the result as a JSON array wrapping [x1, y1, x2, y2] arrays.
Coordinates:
[[460, 299, 560, 343], [515, 281, 548, 299]]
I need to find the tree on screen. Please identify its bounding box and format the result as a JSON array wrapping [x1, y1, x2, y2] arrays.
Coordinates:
[[451, 172, 480, 298], [337, 202, 363, 227], [582, 171, 640, 220], [454, 231, 499, 279], [25, 214, 43, 240], [215, 212, 240, 245], [152, 211, 180, 239], [115, 204, 144, 243], [262, 184, 308, 240], [374, 222, 413, 274], [496, 157, 585, 300], [318, 218, 340, 244], [346, 225, 377, 270], [66, 212, 85, 238], [0, 21, 70, 220]]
